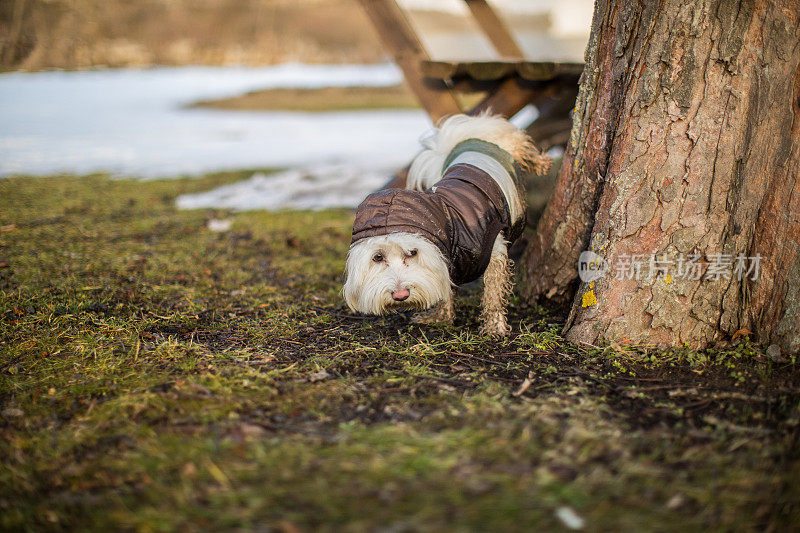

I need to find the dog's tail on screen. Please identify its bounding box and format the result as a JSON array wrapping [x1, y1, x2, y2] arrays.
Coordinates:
[[407, 112, 550, 191]]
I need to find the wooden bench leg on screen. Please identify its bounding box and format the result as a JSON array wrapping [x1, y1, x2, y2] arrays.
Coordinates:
[[464, 0, 524, 59], [358, 0, 463, 122]]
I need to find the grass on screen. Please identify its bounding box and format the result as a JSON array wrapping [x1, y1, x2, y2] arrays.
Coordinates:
[[189, 84, 486, 114], [1, 172, 799, 531], [190, 85, 422, 113]]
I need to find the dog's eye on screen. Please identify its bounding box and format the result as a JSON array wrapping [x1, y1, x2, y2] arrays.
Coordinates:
[[407, 249, 417, 257], [372, 253, 384, 263]]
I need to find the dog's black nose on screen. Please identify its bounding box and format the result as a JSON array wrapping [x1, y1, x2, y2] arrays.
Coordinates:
[[392, 288, 410, 301]]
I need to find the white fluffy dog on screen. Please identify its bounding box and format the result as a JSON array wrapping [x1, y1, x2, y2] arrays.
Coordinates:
[[343, 113, 549, 335]]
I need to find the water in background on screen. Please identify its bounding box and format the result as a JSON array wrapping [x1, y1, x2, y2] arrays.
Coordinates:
[[0, 64, 434, 209]]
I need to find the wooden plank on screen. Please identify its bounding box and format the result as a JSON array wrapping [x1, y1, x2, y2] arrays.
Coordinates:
[[420, 60, 459, 80], [516, 62, 557, 80], [357, 0, 462, 122], [464, 61, 517, 80], [469, 77, 539, 118], [422, 60, 584, 83], [463, 0, 525, 58], [517, 61, 584, 80], [526, 116, 573, 150], [525, 80, 579, 149], [422, 60, 516, 80]]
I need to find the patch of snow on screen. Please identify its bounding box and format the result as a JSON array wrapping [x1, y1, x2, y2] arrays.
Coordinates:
[[0, 63, 426, 179], [206, 219, 234, 232], [176, 165, 394, 211], [555, 507, 585, 530]]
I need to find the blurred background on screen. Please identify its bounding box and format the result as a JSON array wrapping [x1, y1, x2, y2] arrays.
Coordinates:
[[0, 0, 592, 210], [1, 0, 591, 69]]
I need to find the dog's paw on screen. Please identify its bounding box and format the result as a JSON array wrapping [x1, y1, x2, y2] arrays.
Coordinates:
[[479, 315, 510, 337], [412, 301, 454, 325]]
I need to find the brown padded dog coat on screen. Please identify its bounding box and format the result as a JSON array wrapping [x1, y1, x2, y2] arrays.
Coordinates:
[[350, 160, 523, 285]]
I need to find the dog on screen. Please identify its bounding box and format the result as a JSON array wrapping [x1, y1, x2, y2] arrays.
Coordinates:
[[343, 113, 549, 335]]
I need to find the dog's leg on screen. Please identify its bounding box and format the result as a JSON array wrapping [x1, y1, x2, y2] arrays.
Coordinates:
[[480, 235, 513, 336], [412, 291, 454, 325]]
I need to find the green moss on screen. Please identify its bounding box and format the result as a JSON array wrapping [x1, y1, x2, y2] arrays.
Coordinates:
[[1, 173, 798, 530]]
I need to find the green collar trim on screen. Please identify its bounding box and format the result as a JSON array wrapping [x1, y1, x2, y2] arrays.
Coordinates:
[[442, 138, 516, 178]]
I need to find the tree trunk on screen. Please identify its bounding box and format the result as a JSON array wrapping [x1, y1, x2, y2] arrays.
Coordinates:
[[520, 0, 800, 352]]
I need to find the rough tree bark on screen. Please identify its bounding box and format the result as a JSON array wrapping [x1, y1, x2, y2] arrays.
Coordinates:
[[520, 0, 800, 352]]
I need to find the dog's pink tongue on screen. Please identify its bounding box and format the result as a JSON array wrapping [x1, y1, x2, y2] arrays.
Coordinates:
[[392, 288, 410, 301]]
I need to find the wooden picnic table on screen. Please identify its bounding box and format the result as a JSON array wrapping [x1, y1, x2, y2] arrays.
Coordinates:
[[357, 0, 583, 185]]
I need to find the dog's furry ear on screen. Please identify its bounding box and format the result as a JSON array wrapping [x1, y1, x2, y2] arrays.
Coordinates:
[[341, 243, 364, 312]]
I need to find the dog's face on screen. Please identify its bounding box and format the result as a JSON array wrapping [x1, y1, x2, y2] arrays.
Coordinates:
[[343, 233, 450, 315]]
